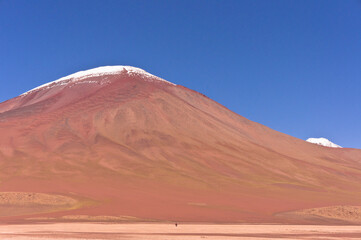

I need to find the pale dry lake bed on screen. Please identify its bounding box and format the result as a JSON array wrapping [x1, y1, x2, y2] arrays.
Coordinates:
[[1, 223, 361, 239]]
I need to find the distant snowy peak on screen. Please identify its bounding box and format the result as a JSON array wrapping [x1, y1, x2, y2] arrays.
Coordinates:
[[306, 137, 342, 148], [21, 66, 176, 96]]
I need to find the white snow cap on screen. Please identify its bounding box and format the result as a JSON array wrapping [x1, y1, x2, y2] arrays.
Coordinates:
[[21, 66, 175, 96], [306, 137, 342, 148]]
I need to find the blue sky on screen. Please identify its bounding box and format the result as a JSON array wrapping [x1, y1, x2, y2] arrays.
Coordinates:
[[0, 0, 360, 148]]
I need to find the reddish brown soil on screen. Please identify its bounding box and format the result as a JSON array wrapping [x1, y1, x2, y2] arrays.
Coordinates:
[[0, 70, 360, 224], [277, 205, 361, 224], [0, 192, 79, 218]]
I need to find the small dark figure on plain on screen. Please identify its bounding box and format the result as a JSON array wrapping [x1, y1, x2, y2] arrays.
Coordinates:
[[175, 223, 178, 227]]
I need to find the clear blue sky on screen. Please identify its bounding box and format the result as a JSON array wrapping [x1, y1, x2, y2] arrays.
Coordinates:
[[1, 0, 360, 148]]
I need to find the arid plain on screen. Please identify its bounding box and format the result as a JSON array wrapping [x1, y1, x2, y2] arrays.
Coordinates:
[[2, 223, 361, 239]]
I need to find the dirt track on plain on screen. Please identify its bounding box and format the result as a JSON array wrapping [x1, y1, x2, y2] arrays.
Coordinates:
[[1, 223, 361, 239]]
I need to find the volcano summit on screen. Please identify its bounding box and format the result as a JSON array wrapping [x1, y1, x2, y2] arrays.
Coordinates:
[[0, 66, 360, 224]]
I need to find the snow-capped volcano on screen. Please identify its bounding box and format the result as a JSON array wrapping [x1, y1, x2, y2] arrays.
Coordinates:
[[1, 65, 361, 224], [306, 137, 342, 148]]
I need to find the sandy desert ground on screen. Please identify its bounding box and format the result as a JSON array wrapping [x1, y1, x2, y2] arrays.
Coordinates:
[[1, 223, 361, 240]]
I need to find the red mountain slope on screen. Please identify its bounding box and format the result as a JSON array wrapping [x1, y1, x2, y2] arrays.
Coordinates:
[[0, 66, 360, 224]]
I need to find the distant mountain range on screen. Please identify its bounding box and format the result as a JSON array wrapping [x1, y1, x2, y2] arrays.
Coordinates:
[[306, 137, 342, 148]]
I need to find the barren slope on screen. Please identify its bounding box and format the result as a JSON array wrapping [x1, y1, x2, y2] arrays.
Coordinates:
[[0, 66, 360, 224]]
